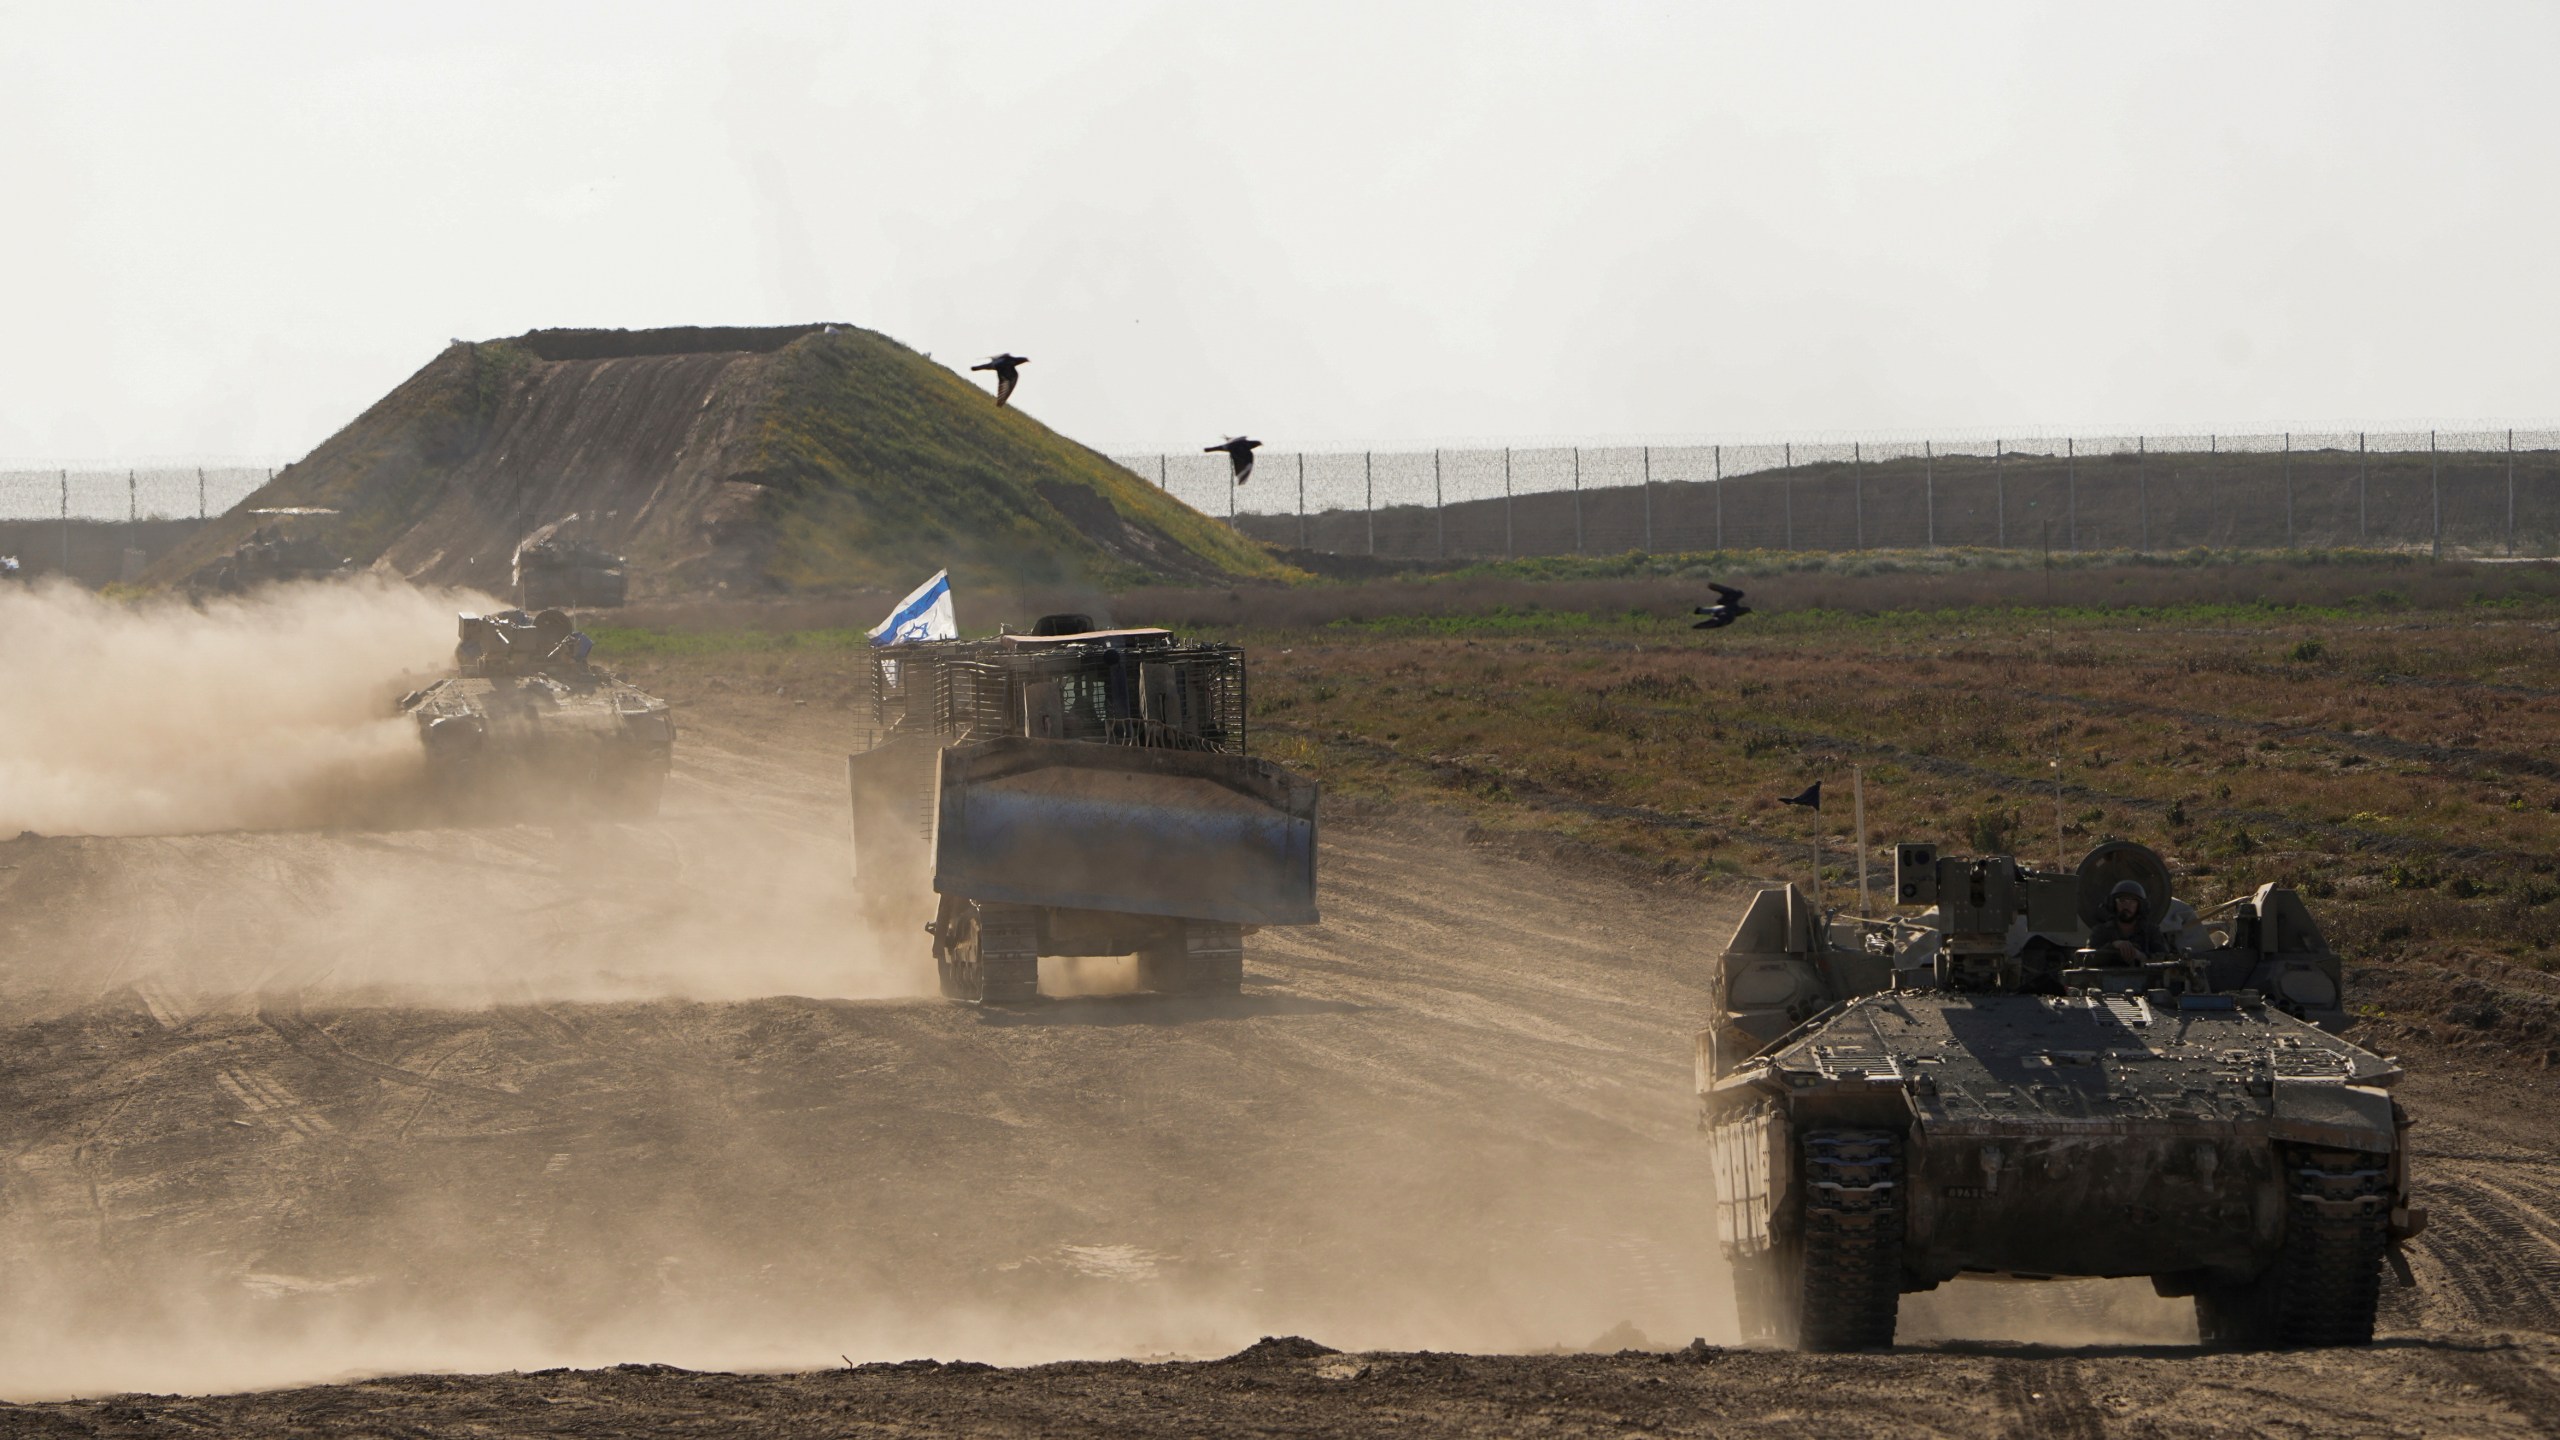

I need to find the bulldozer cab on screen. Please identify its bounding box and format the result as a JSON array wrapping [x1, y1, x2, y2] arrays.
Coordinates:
[[857, 618, 1247, 754]]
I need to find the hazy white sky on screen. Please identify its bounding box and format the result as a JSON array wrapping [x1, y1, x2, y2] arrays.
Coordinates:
[[4, 1, 2556, 461]]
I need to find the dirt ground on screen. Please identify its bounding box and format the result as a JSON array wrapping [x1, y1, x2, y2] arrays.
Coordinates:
[[3, 674, 2559, 1436]]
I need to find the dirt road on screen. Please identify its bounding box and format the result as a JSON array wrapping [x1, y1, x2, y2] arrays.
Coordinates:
[[2, 685, 2558, 1434]]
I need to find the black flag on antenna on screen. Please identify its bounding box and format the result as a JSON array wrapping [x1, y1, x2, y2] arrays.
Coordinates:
[[1779, 782, 1821, 810]]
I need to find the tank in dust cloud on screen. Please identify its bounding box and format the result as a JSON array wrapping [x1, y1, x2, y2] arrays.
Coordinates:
[[1700, 838, 2422, 1351], [848, 614, 1320, 1004], [189, 524, 353, 593], [399, 608, 673, 818]]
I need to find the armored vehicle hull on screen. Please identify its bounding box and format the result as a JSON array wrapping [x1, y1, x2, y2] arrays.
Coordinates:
[[189, 527, 352, 593], [402, 611, 672, 819], [516, 539, 628, 609], [1701, 841, 2417, 1351]]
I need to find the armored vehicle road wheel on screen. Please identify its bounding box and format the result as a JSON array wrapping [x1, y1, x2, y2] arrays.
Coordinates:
[[1134, 920, 1244, 996], [935, 900, 1041, 1005], [1787, 1129, 1906, 1351], [2195, 1145, 2390, 1348]]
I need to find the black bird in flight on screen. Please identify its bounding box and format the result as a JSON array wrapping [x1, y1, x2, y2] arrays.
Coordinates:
[[1779, 782, 1822, 811], [971, 353, 1028, 406], [1206, 436, 1263, 484], [1691, 581, 1752, 630]]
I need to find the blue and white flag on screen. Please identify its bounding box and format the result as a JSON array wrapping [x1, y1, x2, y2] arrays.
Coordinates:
[[867, 569, 957, 646]]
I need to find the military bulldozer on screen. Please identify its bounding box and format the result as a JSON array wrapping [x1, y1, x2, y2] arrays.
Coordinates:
[[399, 608, 674, 818], [1700, 838, 2419, 1351], [848, 614, 1319, 1004]]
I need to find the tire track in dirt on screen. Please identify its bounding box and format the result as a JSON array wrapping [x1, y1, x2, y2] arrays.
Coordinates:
[[2446, 1344, 2560, 1431], [2406, 1156, 2560, 1333], [256, 995, 548, 1110], [1992, 1358, 2103, 1440]]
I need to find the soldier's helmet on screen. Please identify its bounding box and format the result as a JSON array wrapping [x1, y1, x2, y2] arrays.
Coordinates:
[[2109, 878, 2148, 907]]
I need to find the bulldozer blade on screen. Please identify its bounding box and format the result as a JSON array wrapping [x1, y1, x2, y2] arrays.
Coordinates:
[[933, 737, 1319, 926]]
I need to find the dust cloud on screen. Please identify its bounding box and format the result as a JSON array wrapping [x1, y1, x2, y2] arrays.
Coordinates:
[[0, 578, 473, 837]]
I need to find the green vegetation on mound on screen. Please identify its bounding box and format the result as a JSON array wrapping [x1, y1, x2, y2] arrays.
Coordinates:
[[748, 327, 1290, 590]]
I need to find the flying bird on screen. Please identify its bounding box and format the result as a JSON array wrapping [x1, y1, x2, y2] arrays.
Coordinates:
[[1779, 782, 1822, 811], [1206, 436, 1263, 484], [1691, 582, 1752, 631], [971, 353, 1028, 406]]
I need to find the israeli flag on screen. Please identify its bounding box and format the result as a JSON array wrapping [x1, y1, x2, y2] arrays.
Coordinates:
[[867, 569, 957, 646]]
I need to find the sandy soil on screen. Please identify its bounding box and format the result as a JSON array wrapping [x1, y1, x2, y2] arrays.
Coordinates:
[[1, 681, 2557, 1435]]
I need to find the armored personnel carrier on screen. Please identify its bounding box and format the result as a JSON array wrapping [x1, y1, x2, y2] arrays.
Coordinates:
[[515, 535, 628, 609], [399, 608, 673, 818], [1700, 838, 2419, 1351], [849, 613, 1319, 1003]]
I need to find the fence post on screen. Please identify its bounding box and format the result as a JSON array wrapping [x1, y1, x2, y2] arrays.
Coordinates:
[[2066, 437, 2077, 552], [1712, 445, 1723, 550], [1433, 448, 1445, 559], [1503, 447, 1513, 558], [1296, 453, 1307, 550], [1642, 445, 1653, 553], [1925, 440, 1936, 547], [2358, 433, 2367, 541], [2137, 436, 2149, 551], [1159, 454, 1168, 490], [128, 469, 136, 527], [198, 466, 206, 521], [1784, 470, 1794, 550], [1572, 447, 1583, 554], [59, 469, 69, 577], [1365, 451, 1375, 557], [1854, 445, 1865, 550], [1995, 439, 2006, 548], [2283, 432, 2293, 549], [2431, 430, 2442, 560], [2508, 427, 2517, 556]]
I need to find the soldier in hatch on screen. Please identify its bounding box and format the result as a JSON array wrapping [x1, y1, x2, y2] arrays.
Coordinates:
[[2098, 878, 2169, 962]]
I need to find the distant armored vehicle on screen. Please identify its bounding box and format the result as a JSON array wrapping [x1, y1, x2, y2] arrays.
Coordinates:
[[190, 525, 352, 592], [514, 536, 628, 609], [1701, 839, 2419, 1351], [849, 614, 1319, 1003], [399, 608, 673, 817]]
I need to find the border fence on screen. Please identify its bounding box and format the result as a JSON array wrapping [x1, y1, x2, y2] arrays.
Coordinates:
[[1113, 430, 2560, 560], [0, 465, 280, 582]]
